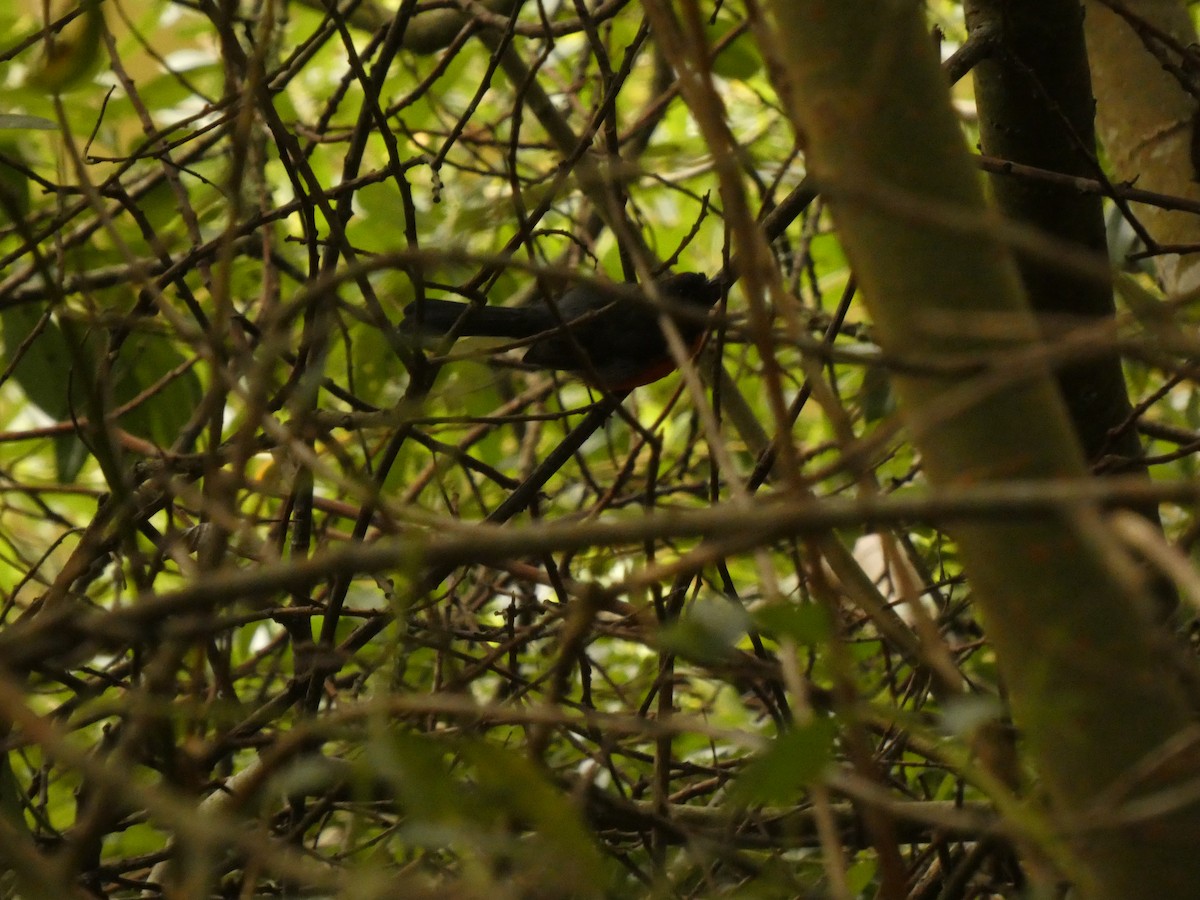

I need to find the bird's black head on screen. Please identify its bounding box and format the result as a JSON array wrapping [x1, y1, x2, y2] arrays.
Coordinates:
[[658, 272, 723, 310]]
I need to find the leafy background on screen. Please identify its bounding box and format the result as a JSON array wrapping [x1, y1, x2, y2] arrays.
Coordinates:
[[1, 1, 1198, 897]]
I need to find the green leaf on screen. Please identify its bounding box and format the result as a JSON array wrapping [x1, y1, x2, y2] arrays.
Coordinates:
[[753, 602, 832, 645], [0, 752, 28, 834], [2, 306, 96, 481], [0, 114, 56, 131], [54, 434, 90, 483], [366, 733, 606, 895], [708, 21, 763, 80], [27, 0, 106, 92], [659, 597, 750, 663], [368, 730, 465, 824], [0, 143, 31, 227], [460, 742, 605, 894], [333, 319, 400, 409], [859, 364, 894, 423], [938, 693, 1004, 738], [3, 310, 202, 470], [730, 718, 837, 805], [846, 857, 878, 895], [111, 332, 202, 448], [2, 305, 80, 420]]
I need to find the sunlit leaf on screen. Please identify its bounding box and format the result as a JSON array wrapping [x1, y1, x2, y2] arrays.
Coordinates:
[[730, 718, 837, 805], [660, 597, 751, 663], [111, 331, 202, 448], [753, 602, 832, 645], [27, 0, 105, 92]]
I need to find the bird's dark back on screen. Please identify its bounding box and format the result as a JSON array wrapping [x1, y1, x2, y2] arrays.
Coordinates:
[[521, 273, 720, 381]]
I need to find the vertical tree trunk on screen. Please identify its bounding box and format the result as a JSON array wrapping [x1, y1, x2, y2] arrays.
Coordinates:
[[760, 3, 1200, 896], [965, 0, 1145, 472], [1085, 0, 1200, 294]]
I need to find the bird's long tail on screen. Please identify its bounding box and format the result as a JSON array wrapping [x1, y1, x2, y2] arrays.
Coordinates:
[[402, 298, 550, 339]]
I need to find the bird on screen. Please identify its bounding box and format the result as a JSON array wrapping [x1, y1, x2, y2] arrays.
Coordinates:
[[401, 272, 721, 391]]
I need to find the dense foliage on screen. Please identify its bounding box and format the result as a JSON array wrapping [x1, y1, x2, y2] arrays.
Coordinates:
[[1, 1, 1199, 897]]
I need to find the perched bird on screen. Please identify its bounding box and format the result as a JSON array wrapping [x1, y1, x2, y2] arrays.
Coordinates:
[[402, 272, 720, 391]]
